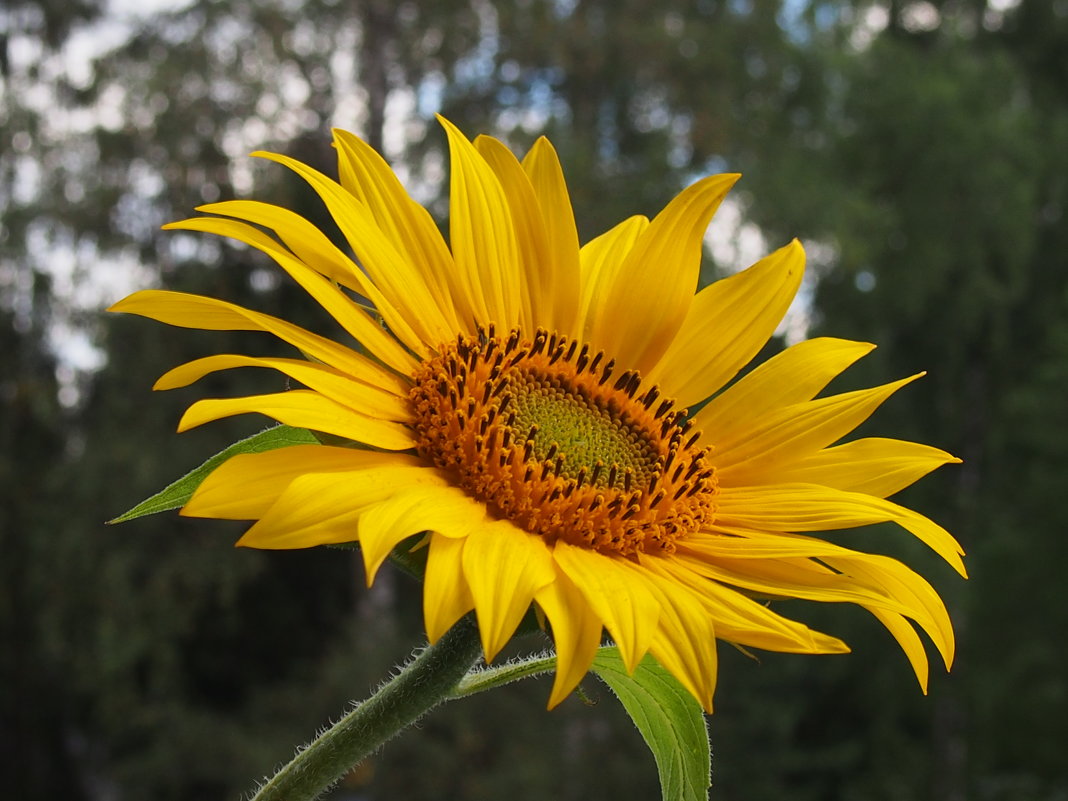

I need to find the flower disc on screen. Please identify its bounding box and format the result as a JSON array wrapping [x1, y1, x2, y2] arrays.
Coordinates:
[[411, 326, 717, 555]]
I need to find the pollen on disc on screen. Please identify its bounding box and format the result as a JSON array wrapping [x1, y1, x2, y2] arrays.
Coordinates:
[[410, 326, 718, 556]]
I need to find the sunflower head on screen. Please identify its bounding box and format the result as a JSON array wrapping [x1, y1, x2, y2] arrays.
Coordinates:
[[110, 116, 964, 712]]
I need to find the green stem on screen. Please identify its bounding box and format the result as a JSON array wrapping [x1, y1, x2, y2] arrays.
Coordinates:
[[250, 615, 483, 801], [449, 653, 559, 699]]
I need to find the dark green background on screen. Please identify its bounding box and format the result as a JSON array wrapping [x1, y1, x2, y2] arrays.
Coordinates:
[[3, 1, 1064, 798]]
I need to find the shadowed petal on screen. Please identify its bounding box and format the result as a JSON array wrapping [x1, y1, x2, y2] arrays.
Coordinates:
[[463, 520, 556, 661], [535, 573, 604, 708], [424, 533, 475, 644], [554, 542, 661, 673]]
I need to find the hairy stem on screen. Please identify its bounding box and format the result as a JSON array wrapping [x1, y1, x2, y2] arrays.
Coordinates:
[[250, 615, 483, 801], [449, 653, 559, 699]]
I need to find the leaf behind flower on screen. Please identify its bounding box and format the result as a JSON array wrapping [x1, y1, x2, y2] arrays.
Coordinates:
[[109, 425, 318, 523], [592, 647, 712, 801]]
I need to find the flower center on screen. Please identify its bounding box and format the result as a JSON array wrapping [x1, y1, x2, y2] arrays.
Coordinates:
[[509, 370, 660, 491], [410, 326, 717, 555]]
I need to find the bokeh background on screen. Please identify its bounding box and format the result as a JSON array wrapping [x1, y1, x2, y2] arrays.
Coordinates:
[[2, 0, 1066, 798]]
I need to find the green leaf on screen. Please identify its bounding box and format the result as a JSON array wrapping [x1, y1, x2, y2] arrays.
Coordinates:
[[592, 648, 711, 801], [109, 425, 319, 523]]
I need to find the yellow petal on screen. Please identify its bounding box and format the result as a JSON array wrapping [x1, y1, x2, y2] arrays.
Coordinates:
[[333, 128, 465, 334], [826, 551, 955, 669], [475, 135, 547, 333], [357, 484, 489, 585], [865, 606, 930, 692], [647, 555, 848, 655], [677, 543, 954, 667], [713, 482, 966, 575], [772, 437, 961, 499], [439, 116, 521, 329], [191, 200, 368, 290], [646, 240, 806, 406], [521, 136, 581, 336], [594, 173, 740, 376], [166, 215, 421, 374], [183, 445, 415, 520], [253, 150, 454, 350], [709, 375, 922, 482], [637, 558, 719, 712], [578, 215, 649, 346], [178, 390, 415, 451], [701, 582, 849, 655], [155, 354, 410, 420], [109, 290, 379, 379], [685, 525, 872, 560], [678, 550, 893, 609], [534, 573, 604, 709], [553, 542, 661, 673], [462, 520, 556, 661], [186, 201, 425, 371], [232, 464, 448, 549], [424, 532, 475, 644], [692, 336, 874, 436]]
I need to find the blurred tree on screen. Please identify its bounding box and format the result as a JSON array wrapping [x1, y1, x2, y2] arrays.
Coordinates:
[[443, 0, 805, 250], [0, 277, 80, 797], [770, 3, 1068, 800]]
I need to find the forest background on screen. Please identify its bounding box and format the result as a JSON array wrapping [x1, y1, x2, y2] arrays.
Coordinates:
[[2, 0, 1065, 799]]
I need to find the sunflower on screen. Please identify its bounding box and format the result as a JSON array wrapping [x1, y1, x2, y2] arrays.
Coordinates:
[[110, 117, 964, 712]]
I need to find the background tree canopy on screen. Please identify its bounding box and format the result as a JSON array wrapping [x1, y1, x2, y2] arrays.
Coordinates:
[[2, 0, 1065, 798]]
